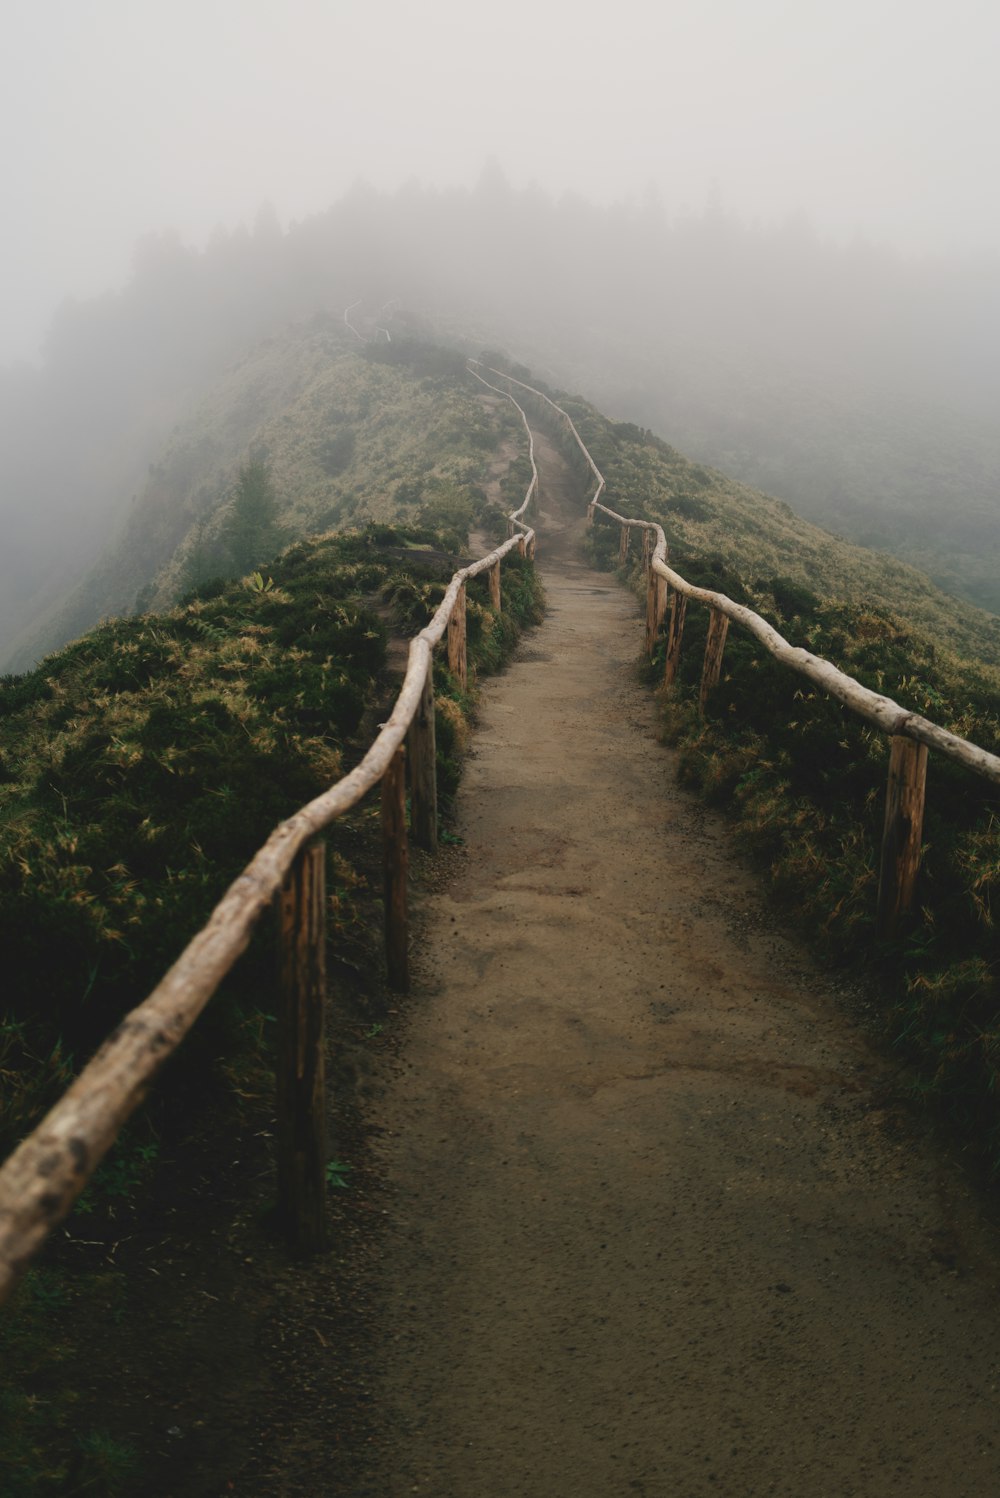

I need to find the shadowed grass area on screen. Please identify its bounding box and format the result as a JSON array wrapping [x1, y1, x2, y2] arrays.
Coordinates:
[[0, 516, 540, 1157], [0, 514, 542, 1494]]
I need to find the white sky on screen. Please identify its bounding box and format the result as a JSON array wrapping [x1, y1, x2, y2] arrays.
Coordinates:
[[3, 0, 1000, 363]]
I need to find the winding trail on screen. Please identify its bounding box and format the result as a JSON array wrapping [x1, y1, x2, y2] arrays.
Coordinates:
[[362, 431, 1000, 1496]]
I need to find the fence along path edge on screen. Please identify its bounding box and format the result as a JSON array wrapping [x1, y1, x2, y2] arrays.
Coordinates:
[[0, 385, 538, 1304], [478, 363, 1000, 935], [5, 360, 1000, 1303]]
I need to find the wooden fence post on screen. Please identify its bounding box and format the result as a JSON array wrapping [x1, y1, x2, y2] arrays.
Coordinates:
[[447, 583, 467, 690], [664, 594, 688, 685], [527, 534, 536, 560], [619, 523, 630, 565], [699, 609, 730, 713], [382, 745, 409, 990], [407, 665, 437, 853], [489, 560, 501, 612], [276, 840, 327, 1254], [516, 535, 527, 558], [876, 734, 929, 940], [645, 571, 667, 656], [641, 527, 653, 576]]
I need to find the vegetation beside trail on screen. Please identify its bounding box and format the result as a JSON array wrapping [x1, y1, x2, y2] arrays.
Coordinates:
[[11, 329, 525, 670], [0, 499, 541, 1495], [548, 397, 1000, 1168], [491, 358, 1000, 670]]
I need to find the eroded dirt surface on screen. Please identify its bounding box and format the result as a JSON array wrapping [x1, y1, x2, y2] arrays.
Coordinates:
[[355, 432, 1000, 1496]]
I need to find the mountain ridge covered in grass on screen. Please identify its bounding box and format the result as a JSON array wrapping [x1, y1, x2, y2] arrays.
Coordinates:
[[5, 327, 524, 670]]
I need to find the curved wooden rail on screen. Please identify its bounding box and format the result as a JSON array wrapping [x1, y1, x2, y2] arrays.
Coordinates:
[[468, 359, 604, 512], [5, 354, 998, 1304], [0, 387, 539, 1303], [480, 362, 1000, 943], [467, 364, 539, 548]]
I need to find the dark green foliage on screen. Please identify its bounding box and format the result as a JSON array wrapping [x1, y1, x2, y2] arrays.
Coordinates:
[[669, 495, 711, 522], [365, 338, 467, 380], [769, 576, 822, 622], [220, 458, 284, 576], [0, 503, 541, 1493], [317, 429, 356, 476], [0, 520, 542, 1166], [651, 550, 1000, 1162], [417, 483, 476, 549], [0, 532, 392, 1155]]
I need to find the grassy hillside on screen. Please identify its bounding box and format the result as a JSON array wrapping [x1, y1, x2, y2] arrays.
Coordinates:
[[480, 313, 1000, 619], [0, 514, 542, 1494], [6, 329, 524, 670], [525, 379, 1000, 670], [8, 181, 1000, 677]]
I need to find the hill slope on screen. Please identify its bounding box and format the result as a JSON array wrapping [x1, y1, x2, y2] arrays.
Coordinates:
[[560, 392, 1000, 670], [5, 329, 526, 669], [11, 326, 1000, 683], [4, 181, 1000, 664]]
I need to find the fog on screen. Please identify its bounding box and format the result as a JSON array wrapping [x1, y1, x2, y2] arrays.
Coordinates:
[[6, 0, 1000, 365], [3, 0, 1000, 667]]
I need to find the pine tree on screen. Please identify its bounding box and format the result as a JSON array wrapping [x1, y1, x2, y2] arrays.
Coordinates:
[[222, 460, 282, 576]]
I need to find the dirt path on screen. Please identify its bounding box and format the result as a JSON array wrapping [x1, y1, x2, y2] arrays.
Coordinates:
[[359, 433, 1000, 1496]]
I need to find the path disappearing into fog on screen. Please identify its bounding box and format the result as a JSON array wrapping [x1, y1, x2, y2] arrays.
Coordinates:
[[362, 431, 1000, 1496]]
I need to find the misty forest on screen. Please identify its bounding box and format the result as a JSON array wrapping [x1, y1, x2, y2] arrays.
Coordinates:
[[3, 165, 1000, 1495]]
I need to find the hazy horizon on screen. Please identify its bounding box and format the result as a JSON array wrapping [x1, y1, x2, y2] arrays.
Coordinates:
[[5, 0, 1000, 366]]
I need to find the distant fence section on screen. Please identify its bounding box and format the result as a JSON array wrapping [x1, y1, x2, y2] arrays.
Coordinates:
[[0, 379, 539, 1303], [477, 362, 1000, 946]]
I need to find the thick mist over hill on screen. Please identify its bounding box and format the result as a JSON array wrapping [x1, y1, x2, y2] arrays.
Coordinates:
[[2, 176, 1000, 667]]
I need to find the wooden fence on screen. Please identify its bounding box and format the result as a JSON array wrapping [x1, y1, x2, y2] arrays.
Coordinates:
[[478, 363, 1000, 943], [4, 355, 1000, 1307], [0, 385, 539, 1304]]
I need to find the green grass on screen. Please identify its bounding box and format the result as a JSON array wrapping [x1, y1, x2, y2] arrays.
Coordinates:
[[585, 504, 1000, 1166], [509, 370, 1000, 670], [15, 332, 527, 670], [0, 508, 540, 1163], [0, 506, 542, 1492]]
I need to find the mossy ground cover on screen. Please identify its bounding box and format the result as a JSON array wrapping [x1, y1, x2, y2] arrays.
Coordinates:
[[0, 507, 542, 1495]]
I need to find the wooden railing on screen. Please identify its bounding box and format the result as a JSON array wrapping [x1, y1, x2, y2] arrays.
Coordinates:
[[480, 363, 1000, 943], [0, 387, 539, 1304], [5, 355, 1000, 1306]]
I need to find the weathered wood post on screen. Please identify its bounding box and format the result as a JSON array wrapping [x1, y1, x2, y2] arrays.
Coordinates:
[[382, 745, 409, 991], [527, 534, 536, 560], [276, 840, 327, 1253], [516, 535, 527, 559], [645, 571, 668, 656], [699, 608, 730, 713], [407, 663, 437, 853], [619, 523, 630, 565], [664, 593, 688, 685], [447, 583, 468, 691], [641, 527, 653, 577], [489, 560, 501, 612], [876, 734, 929, 940]]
